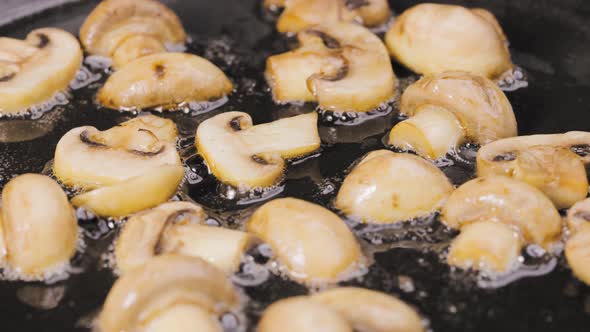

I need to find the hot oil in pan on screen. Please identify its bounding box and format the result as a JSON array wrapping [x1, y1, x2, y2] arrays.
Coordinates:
[[0, 0, 590, 331]]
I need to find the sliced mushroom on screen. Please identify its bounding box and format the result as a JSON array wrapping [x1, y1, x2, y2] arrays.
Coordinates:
[[54, 115, 180, 189], [98, 53, 233, 111], [71, 164, 184, 218], [335, 150, 453, 224], [441, 176, 562, 249], [447, 221, 522, 272], [80, 0, 186, 68], [311, 287, 424, 332], [98, 254, 237, 332], [195, 112, 320, 188], [388, 71, 516, 159], [565, 227, 590, 286], [266, 22, 396, 112], [144, 305, 223, 332], [247, 198, 362, 283], [1, 174, 77, 278], [266, 0, 391, 33], [116, 201, 253, 274], [0, 28, 82, 114], [477, 132, 590, 209], [385, 4, 512, 79], [566, 198, 590, 234]]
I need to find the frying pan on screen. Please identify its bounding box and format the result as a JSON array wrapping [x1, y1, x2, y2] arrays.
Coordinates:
[[1, 0, 590, 331]]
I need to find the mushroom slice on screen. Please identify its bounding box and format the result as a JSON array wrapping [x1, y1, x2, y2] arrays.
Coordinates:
[[441, 176, 562, 249], [0, 28, 82, 114], [311, 287, 424, 332], [567, 198, 590, 234], [80, 0, 186, 68], [116, 201, 253, 274], [477, 132, 590, 209], [266, 22, 396, 112], [565, 228, 590, 285], [71, 165, 184, 218], [1, 174, 77, 278], [195, 112, 320, 188], [335, 150, 453, 224], [385, 3, 512, 79], [53, 115, 180, 189], [389, 71, 516, 159], [144, 305, 223, 332], [447, 221, 522, 273], [98, 254, 238, 332], [247, 198, 362, 283], [267, 0, 391, 33], [98, 53, 233, 111]]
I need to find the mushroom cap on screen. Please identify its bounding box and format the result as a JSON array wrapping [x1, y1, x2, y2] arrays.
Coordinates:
[[98, 52, 233, 110], [0, 28, 82, 114], [567, 198, 590, 234], [441, 176, 562, 248], [565, 227, 590, 285], [335, 150, 453, 224], [385, 3, 512, 79], [247, 197, 362, 283], [98, 254, 238, 332], [143, 304, 223, 332], [400, 71, 516, 144]]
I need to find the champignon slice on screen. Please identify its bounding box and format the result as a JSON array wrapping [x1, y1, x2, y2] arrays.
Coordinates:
[[54, 115, 180, 189], [0, 28, 82, 114], [385, 3, 512, 79], [477, 132, 590, 209], [566, 227, 590, 286], [389, 71, 516, 159], [80, 0, 186, 68], [441, 176, 562, 249], [335, 150, 453, 224], [98, 254, 238, 332], [144, 305, 223, 332], [447, 221, 522, 273], [1, 174, 77, 278], [98, 53, 233, 111], [267, 0, 391, 33], [247, 198, 362, 283], [71, 164, 184, 218], [311, 287, 424, 332], [266, 22, 396, 112], [567, 198, 590, 234], [195, 112, 320, 188], [116, 201, 253, 274]]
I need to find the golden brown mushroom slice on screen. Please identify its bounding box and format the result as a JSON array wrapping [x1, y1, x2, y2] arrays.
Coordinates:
[[266, 22, 396, 112], [54, 115, 180, 189], [335, 150, 453, 224], [566, 198, 590, 234], [247, 198, 363, 283], [441, 176, 562, 249], [80, 0, 186, 69], [195, 111, 320, 188], [265, 0, 391, 33], [0, 28, 82, 114], [477, 132, 590, 209], [565, 227, 590, 286], [97, 53, 233, 111], [385, 4, 512, 79], [388, 71, 516, 159], [0, 174, 78, 279], [98, 254, 238, 332], [115, 201, 254, 274]]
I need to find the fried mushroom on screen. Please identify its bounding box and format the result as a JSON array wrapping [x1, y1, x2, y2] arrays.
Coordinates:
[[335, 150, 453, 224], [266, 22, 396, 112], [195, 112, 320, 188], [565, 227, 590, 286], [477, 132, 590, 209], [0, 28, 82, 114], [97, 53, 233, 111], [388, 71, 516, 159], [385, 4, 512, 79], [566, 198, 590, 234], [80, 0, 186, 68], [247, 198, 362, 283]]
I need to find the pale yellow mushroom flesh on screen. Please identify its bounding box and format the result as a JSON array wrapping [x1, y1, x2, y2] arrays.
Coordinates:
[[0, 174, 77, 278], [0, 28, 82, 114], [335, 150, 453, 224], [247, 197, 362, 283], [195, 111, 320, 188], [385, 3, 512, 79], [567, 198, 590, 234], [566, 227, 590, 286], [266, 22, 396, 112]]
